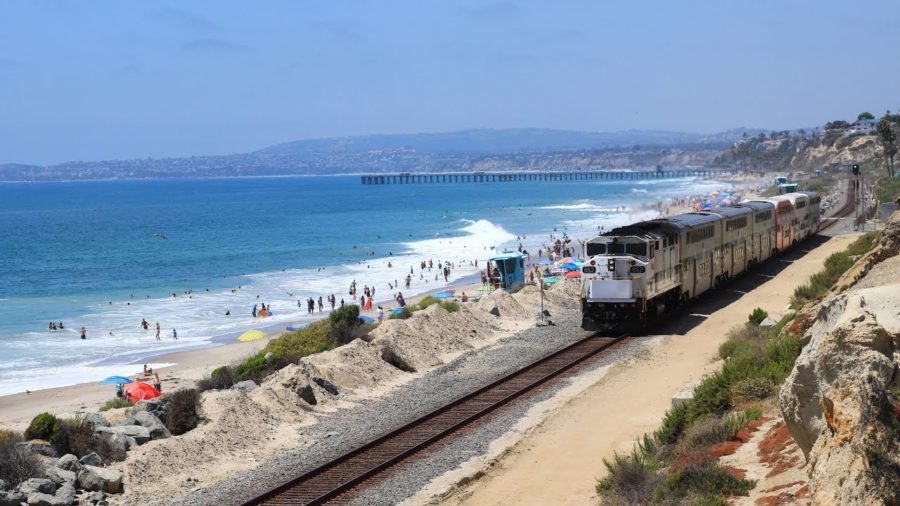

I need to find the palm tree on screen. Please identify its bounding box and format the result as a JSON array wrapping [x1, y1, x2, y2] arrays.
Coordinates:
[[876, 118, 897, 178]]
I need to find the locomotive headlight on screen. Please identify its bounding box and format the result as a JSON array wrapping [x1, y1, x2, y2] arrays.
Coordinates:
[[607, 259, 615, 271]]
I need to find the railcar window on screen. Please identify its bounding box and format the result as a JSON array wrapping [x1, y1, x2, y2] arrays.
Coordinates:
[[687, 225, 714, 244], [754, 210, 772, 223], [625, 243, 647, 256], [726, 216, 748, 231], [797, 201, 807, 209], [586, 243, 606, 256]]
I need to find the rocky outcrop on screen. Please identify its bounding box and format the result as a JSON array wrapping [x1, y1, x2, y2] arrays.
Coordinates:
[[779, 217, 900, 504]]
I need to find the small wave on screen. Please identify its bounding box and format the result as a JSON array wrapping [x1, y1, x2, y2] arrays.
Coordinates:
[[539, 202, 618, 212], [631, 188, 649, 193]]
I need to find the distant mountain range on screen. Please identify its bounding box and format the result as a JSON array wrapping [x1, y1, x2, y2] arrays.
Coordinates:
[[0, 127, 768, 182]]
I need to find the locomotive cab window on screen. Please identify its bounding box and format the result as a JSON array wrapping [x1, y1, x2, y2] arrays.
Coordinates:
[[625, 242, 647, 256], [586, 243, 606, 256]]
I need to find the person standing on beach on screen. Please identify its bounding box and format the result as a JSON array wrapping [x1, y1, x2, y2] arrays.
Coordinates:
[[318, 296, 323, 312], [396, 292, 406, 307], [153, 373, 162, 392], [155, 322, 161, 340], [330, 294, 336, 310], [377, 306, 384, 322], [252, 304, 258, 318], [80, 326, 86, 340]]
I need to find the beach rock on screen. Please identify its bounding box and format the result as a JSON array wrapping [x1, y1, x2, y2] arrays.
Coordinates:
[[17, 478, 56, 496], [232, 380, 258, 393], [78, 453, 103, 467], [26, 491, 68, 506], [95, 430, 134, 455], [312, 377, 339, 396], [54, 454, 79, 472], [43, 466, 76, 486], [54, 482, 75, 504], [17, 441, 58, 458], [95, 425, 151, 445], [671, 381, 700, 409], [82, 413, 110, 428], [264, 351, 274, 364], [129, 411, 171, 440], [76, 466, 122, 494], [296, 384, 317, 405], [0, 491, 25, 506]]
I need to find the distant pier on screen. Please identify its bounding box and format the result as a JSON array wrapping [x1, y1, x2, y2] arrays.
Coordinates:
[[360, 169, 726, 185]]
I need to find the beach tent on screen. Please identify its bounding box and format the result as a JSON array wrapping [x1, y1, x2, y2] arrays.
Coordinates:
[[237, 329, 267, 342], [124, 381, 161, 403], [99, 375, 132, 385], [358, 315, 375, 323]]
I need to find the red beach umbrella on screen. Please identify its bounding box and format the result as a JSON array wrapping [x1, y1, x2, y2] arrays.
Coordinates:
[[124, 381, 161, 403], [565, 271, 581, 278]]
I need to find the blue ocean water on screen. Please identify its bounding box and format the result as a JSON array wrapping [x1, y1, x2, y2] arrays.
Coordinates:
[[0, 175, 721, 394]]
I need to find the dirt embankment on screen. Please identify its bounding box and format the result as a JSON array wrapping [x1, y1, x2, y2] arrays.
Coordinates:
[[779, 211, 900, 505], [110, 281, 580, 504]]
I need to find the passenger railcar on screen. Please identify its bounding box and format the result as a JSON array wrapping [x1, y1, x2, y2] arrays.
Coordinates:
[[581, 193, 819, 330]]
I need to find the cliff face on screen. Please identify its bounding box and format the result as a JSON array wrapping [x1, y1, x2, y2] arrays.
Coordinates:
[[788, 134, 881, 172], [779, 215, 900, 504]]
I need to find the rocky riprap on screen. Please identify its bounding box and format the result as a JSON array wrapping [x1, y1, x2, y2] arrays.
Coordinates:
[[1, 401, 171, 506]]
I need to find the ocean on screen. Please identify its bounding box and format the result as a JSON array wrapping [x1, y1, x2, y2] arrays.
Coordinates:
[[0, 175, 723, 395]]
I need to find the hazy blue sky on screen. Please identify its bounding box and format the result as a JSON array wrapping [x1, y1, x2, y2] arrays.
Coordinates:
[[2, 1, 898, 164]]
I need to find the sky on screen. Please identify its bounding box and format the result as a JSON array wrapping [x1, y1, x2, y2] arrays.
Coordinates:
[[1, 1, 899, 165]]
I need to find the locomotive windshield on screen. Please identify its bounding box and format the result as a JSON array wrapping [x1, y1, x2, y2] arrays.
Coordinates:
[[586, 240, 647, 257], [586, 243, 606, 256]]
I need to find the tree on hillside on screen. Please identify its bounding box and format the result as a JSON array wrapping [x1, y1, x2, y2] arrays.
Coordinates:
[[826, 120, 850, 130], [858, 112, 875, 121], [876, 118, 897, 178]]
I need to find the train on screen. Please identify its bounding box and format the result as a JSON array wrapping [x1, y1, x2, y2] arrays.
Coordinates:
[[580, 191, 821, 330]]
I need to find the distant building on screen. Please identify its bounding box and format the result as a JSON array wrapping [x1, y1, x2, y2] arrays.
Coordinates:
[[848, 118, 877, 135]]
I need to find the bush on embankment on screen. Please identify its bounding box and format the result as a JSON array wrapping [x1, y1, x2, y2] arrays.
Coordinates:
[[791, 232, 879, 308]]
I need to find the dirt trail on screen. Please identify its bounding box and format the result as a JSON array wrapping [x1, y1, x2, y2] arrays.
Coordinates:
[[439, 235, 858, 506]]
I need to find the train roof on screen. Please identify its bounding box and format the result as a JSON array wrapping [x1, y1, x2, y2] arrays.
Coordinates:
[[708, 206, 752, 219], [796, 191, 819, 199], [764, 195, 793, 204], [665, 212, 721, 228], [781, 192, 809, 204], [604, 219, 681, 238], [737, 200, 775, 212]]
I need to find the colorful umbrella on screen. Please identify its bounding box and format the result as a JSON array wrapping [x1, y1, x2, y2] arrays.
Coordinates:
[[237, 329, 267, 342], [565, 271, 581, 278], [99, 376, 132, 385], [124, 381, 161, 403], [543, 276, 560, 285], [562, 262, 581, 271]]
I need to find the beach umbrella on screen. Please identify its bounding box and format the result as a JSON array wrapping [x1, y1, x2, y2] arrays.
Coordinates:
[[565, 271, 581, 278], [557, 257, 576, 264], [543, 276, 560, 285], [476, 285, 494, 292], [237, 329, 267, 342], [434, 291, 455, 299], [358, 315, 375, 323], [99, 376, 132, 385], [124, 381, 161, 403], [562, 262, 581, 271]]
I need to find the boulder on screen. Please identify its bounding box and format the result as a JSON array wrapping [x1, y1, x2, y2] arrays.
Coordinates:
[[312, 377, 339, 396], [82, 413, 109, 428], [78, 452, 103, 467], [130, 411, 171, 440], [296, 384, 317, 405], [16, 441, 58, 458], [54, 483, 75, 505], [670, 381, 700, 409], [95, 424, 151, 445], [264, 351, 274, 364], [17, 478, 56, 496], [43, 466, 76, 486], [54, 454, 79, 472], [26, 492, 69, 506], [76, 466, 123, 494], [95, 431, 133, 455], [232, 380, 258, 393], [132, 398, 164, 415], [0, 491, 24, 506]]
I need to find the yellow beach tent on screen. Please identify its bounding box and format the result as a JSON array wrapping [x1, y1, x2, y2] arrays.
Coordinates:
[[237, 329, 267, 342]]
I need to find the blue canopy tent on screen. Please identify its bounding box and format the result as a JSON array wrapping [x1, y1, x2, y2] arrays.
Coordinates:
[[358, 315, 375, 323]]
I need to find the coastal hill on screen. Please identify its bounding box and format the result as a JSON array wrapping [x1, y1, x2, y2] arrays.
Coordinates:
[[0, 127, 764, 182]]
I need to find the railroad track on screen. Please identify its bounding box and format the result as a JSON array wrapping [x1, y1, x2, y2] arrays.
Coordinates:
[[817, 180, 856, 232], [244, 332, 628, 505]]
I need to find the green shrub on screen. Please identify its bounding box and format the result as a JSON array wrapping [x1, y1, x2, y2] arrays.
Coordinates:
[[440, 301, 459, 312], [58, 417, 96, 457], [24, 412, 61, 442], [99, 397, 132, 411], [198, 366, 235, 391], [596, 435, 662, 504], [0, 436, 44, 488], [0, 429, 21, 442], [655, 402, 689, 445], [730, 377, 774, 404], [163, 388, 201, 436], [328, 304, 369, 345], [681, 412, 752, 452], [747, 307, 768, 326], [264, 319, 334, 357], [651, 464, 755, 502], [417, 296, 440, 310], [388, 308, 411, 319]]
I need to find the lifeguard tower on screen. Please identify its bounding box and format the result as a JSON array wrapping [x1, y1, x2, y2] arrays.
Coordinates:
[[486, 251, 526, 289]]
